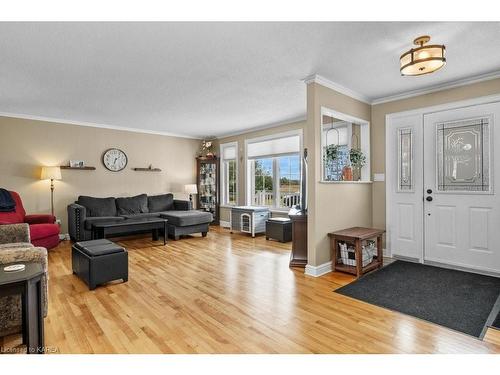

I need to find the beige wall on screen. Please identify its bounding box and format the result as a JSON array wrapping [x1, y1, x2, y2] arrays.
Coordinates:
[[0, 116, 200, 233], [371, 77, 500, 231], [216, 120, 306, 222], [306, 83, 372, 266]]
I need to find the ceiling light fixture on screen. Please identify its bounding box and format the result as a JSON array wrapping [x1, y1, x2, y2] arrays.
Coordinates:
[[400, 35, 446, 76]]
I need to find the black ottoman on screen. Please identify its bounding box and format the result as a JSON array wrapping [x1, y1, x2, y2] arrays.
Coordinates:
[[72, 239, 128, 290], [265, 217, 292, 243]]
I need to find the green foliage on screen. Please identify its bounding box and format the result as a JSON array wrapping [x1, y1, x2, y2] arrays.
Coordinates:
[[324, 144, 339, 162], [349, 148, 366, 169], [254, 160, 273, 191]]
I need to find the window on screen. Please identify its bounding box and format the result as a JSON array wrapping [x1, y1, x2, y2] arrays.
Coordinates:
[[398, 128, 413, 192], [253, 158, 274, 206], [278, 155, 301, 208], [436, 117, 490, 192], [220, 142, 238, 205], [323, 122, 350, 181], [246, 131, 302, 209], [321, 109, 370, 182]]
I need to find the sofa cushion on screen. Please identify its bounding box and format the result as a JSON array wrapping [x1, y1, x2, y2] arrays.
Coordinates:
[[78, 196, 117, 217], [120, 212, 162, 220], [148, 193, 174, 212], [160, 210, 213, 227], [115, 194, 149, 215], [29, 223, 60, 240], [84, 216, 125, 230]]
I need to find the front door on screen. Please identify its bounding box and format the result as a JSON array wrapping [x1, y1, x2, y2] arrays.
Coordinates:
[[387, 100, 500, 274], [423, 102, 500, 273]]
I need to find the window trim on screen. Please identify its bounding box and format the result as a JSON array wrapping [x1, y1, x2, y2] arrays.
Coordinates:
[[320, 107, 371, 183], [220, 141, 238, 206], [244, 129, 303, 210]]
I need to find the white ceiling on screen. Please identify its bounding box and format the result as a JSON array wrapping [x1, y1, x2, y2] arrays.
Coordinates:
[[0, 22, 499, 138]]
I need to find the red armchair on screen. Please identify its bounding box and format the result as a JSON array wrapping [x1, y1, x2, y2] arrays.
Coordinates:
[[0, 191, 60, 249]]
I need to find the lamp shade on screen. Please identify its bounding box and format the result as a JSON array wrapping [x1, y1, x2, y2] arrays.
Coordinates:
[[41, 166, 62, 180], [184, 184, 198, 194], [400, 35, 446, 76]]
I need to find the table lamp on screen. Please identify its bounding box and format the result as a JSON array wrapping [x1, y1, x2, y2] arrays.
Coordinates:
[[184, 184, 198, 202], [41, 166, 62, 216]]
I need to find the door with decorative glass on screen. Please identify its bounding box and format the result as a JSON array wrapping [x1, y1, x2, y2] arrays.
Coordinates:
[[387, 101, 500, 274], [387, 114, 424, 261], [423, 102, 500, 273]]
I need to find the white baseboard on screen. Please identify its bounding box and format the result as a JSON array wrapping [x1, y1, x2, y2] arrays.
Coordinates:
[[305, 261, 333, 277], [219, 220, 231, 229]]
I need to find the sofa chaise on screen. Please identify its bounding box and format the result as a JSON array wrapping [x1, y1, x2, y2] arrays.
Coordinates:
[[67, 193, 212, 241]]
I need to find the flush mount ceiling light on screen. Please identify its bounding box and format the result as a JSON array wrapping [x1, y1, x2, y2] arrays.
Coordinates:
[[400, 35, 446, 76]]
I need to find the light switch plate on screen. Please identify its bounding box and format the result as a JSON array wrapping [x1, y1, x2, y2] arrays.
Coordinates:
[[373, 173, 385, 182]]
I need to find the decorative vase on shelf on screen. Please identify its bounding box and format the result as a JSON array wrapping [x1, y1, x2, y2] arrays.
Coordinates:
[[342, 166, 353, 181]]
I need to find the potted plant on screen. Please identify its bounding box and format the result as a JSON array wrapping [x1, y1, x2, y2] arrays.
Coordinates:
[[349, 148, 366, 181], [199, 139, 216, 158], [323, 144, 339, 181]]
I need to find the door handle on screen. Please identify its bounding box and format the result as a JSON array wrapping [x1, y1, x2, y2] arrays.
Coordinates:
[[426, 196, 433, 202], [427, 189, 432, 194]]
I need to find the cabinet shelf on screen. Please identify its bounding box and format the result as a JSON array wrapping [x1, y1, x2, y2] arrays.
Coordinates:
[[196, 156, 219, 225], [333, 258, 381, 275]]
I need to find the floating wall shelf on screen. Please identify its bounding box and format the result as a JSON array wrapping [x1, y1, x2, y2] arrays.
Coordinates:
[[60, 166, 96, 170], [133, 167, 162, 172]]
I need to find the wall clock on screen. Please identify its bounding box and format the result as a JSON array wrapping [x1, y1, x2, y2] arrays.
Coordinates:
[[102, 148, 128, 172]]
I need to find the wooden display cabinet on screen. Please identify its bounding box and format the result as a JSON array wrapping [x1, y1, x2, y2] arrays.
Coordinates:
[[196, 156, 220, 225]]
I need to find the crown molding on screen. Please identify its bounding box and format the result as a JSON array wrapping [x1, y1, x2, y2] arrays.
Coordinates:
[[0, 111, 202, 139], [303, 74, 372, 104], [305, 71, 500, 107], [371, 70, 500, 105]]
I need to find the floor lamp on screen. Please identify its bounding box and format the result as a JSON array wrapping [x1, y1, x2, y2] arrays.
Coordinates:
[[41, 166, 62, 217]]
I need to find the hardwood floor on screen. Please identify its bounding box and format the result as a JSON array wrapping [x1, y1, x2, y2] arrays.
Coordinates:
[[5, 226, 500, 353]]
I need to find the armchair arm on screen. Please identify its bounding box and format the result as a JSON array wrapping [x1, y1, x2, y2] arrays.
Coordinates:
[[67, 203, 87, 241], [0, 245, 47, 272], [0, 223, 30, 245], [24, 214, 56, 224], [173, 199, 192, 211]]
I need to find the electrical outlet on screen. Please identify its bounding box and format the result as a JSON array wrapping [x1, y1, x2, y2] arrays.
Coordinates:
[[56, 219, 62, 225]]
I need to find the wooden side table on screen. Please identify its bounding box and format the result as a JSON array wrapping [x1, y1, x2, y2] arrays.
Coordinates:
[[328, 227, 385, 278], [0, 262, 44, 354]]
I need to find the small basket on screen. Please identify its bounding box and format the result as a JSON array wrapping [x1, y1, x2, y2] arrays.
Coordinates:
[[339, 241, 374, 267]]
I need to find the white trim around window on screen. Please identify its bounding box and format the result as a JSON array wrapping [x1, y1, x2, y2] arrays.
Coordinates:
[[220, 141, 238, 207], [320, 107, 371, 183]]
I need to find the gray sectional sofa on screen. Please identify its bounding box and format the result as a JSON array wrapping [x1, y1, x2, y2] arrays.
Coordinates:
[[67, 193, 213, 241]]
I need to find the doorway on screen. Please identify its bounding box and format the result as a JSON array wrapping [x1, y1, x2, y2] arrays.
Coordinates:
[[386, 99, 500, 274]]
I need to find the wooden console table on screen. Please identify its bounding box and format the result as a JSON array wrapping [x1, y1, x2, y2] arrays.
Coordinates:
[[289, 212, 307, 268], [328, 227, 385, 278]]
